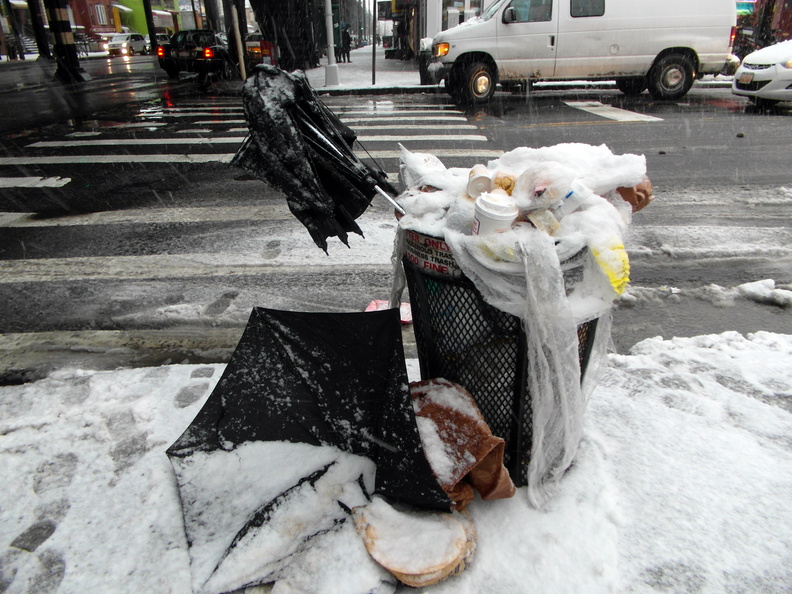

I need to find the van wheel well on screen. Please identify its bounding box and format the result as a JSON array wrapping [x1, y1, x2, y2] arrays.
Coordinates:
[[647, 49, 697, 100], [450, 53, 498, 103]]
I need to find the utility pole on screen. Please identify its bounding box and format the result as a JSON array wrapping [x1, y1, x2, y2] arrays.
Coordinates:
[[41, 0, 90, 82], [26, 0, 53, 59], [141, 0, 157, 61], [324, 0, 339, 85]]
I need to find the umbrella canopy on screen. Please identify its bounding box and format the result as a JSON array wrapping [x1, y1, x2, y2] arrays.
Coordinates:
[[167, 308, 450, 592], [232, 65, 398, 252]]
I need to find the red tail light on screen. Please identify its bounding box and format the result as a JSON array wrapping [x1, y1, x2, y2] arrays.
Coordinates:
[[203, 47, 214, 59], [729, 26, 737, 50], [156, 45, 165, 58], [260, 41, 276, 66]]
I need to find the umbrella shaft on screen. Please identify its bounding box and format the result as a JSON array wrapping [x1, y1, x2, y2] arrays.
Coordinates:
[[375, 185, 405, 215]]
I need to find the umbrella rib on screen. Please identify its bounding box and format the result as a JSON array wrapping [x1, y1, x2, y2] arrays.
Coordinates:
[[205, 463, 335, 587]]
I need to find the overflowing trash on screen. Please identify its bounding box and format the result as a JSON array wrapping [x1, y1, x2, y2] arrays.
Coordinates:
[[392, 142, 650, 507]]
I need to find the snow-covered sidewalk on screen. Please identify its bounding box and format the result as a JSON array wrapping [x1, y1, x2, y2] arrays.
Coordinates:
[[1, 331, 791, 592]]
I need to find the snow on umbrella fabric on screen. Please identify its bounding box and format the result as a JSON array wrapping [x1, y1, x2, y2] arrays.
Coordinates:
[[232, 65, 398, 252], [166, 308, 451, 593]]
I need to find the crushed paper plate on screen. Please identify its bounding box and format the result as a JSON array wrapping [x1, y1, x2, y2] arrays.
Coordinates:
[[365, 300, 413, 324], [353, 496, 476, 588]]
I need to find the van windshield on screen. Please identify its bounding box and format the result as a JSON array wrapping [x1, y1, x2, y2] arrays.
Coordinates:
[[480, 0, 509, 21]]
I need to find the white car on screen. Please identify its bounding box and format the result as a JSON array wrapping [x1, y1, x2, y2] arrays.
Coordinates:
[[103, 33, 148, 57], [732, 39, 792, 108]]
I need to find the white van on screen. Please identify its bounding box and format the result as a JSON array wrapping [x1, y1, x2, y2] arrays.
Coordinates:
[[430, 0, 736, 103]]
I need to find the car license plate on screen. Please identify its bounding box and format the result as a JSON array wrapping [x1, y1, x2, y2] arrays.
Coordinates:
[[738, 72, 754, 84], [178, 50, 192, 58]]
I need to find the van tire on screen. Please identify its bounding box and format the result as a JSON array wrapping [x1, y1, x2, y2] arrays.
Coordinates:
[[647, 54, 694, 100], [164, 66, 180, 79], [463, 61, 495, 103], [615, 76, 647, 96]]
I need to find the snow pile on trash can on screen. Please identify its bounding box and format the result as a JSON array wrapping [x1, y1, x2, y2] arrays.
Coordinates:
[[392, 143, 647, 507]]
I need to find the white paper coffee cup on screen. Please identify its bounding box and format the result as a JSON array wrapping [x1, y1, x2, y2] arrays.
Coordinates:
[[473, 192, 518, 235], [467, 164, 493, 199]]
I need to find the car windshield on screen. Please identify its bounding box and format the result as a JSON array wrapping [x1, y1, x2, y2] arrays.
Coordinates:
[[480, 0, 509, 20]]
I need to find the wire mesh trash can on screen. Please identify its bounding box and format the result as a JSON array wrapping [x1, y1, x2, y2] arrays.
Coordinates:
[[402, 229, 599, 488]]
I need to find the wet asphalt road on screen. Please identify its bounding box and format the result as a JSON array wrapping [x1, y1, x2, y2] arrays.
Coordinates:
[[0, 57, 790, 383]]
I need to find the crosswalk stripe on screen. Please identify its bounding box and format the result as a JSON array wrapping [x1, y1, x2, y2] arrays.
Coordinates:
[[341, 115, 467, 122], [348, 124, 477, 130], [28, 133, 486, 148], [0, 154, 236, 165], [192, 118, 473, 127], [0, 176, 71, 188], [328, 103, 456, 109], [0, 148, 501, 166], [363, 134, 488, 142], [194, 119, 247, 125], [365, 149, 503, 159], [28, 138, 246, 147], [109, 122, 168, 129], [564, 101, 663, 122], [339, 109, 464, 115], [138, 112, 243, 118], [139, 107, 243, 112], [223, 125, 476, 133]]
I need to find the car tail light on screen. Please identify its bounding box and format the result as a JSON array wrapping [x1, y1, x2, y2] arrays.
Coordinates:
[[157, 46, 165, 58], [203, 47, 214, 59], [729, 26, 737, 51], [260, 41, 276, 66]]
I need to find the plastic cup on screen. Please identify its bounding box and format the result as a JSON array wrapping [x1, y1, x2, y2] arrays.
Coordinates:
[[473, 192, 519, 235]]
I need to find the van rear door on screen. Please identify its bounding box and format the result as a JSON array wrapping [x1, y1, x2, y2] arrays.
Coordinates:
[[496, 0, 558, 80]]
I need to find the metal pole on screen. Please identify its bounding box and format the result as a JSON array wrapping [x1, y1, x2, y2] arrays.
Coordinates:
[[371, 0, 376, 84], [141, 0, 158, 61], [41, 0, 90, 81], [27, 0, 53, 59], [230, 0, 246, 80], [324, 0, 339, 85]]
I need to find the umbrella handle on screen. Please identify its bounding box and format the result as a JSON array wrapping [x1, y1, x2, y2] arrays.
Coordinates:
[[375, 185, 406, 216]]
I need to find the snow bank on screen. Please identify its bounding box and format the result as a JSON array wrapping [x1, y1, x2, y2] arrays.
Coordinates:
[[2, 332, 790, 592]]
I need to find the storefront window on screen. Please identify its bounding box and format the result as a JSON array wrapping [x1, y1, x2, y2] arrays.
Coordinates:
[[95, 4, 108, 25]]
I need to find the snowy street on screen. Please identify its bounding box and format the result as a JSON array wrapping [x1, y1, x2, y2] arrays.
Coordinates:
[[1, 45, 791, 592]]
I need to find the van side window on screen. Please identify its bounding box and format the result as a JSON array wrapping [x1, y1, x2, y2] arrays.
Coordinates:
[[508, 0, 553, 23], [571, 0, 604, 17]]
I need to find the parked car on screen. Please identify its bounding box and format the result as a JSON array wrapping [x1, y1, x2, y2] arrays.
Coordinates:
[[156, 29, 236, 80], [103, 33, 148, 57], [732, 39, 792, 108], [156, 33, 171, 47]]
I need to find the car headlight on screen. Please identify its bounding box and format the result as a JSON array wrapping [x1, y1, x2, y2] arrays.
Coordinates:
[[781, 58, 792, 69], [103, 43, 109, 50], [434, 42, 450, 58], [122, 42, 128, 48]]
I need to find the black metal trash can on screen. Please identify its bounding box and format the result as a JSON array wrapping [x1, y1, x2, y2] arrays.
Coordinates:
[[401, 229, 599, 487]]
